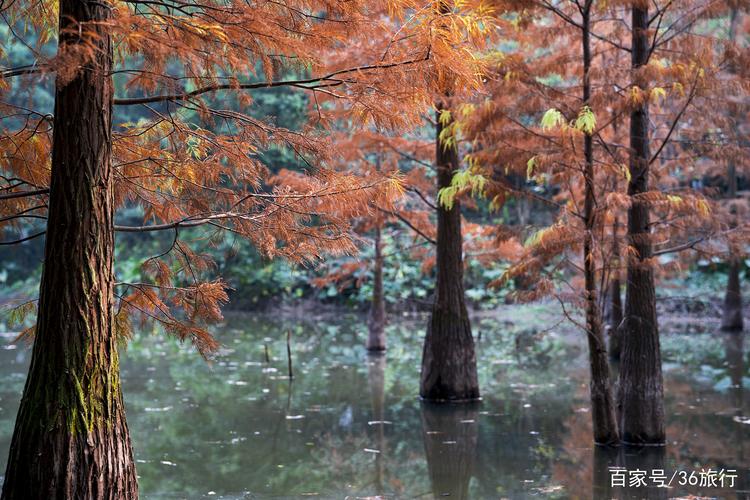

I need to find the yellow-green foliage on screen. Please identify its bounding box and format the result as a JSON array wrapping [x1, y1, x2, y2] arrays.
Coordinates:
[[438, 168, 486, 210]]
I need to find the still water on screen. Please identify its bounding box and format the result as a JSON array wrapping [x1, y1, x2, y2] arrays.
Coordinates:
[[0, 306, 748, 498]]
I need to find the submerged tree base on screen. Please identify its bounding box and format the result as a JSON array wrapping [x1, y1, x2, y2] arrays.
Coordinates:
[[420, 309, 480, 402]]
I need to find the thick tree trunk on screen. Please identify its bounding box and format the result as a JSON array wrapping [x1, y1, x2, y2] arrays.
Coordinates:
[[419, 106, 479, 402], [367, 226, 387, 351], [420, 403, 479, 499], [617, 4, 666, 446], [581, 5, 619, 445], [1, 0, 138, 498]]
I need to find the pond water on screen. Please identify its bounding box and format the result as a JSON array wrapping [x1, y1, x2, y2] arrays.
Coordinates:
[[0, 306, 748, 499]]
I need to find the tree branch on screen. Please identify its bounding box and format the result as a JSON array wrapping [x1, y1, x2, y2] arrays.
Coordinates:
[[376, 206, 436, 245], [113, 55, 429, 106]]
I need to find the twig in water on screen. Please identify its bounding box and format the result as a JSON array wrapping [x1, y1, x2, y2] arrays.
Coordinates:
[[286, 330, 294, 379]]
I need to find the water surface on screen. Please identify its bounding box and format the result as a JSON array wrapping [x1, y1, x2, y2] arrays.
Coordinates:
[[0, 307, 748, 498]]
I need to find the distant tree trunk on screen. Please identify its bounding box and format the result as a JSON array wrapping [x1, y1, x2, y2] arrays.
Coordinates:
[[721, 35, 744, 332], [722, 257, 744, 331], [420, 403, 479, 499], [367, 226, 387, 350], [1, 0, 138, 498], [617, 3, 666, 445], [581, 4, 619, 445], [607, 218, 624, 360], [420, 105, 479, 402]]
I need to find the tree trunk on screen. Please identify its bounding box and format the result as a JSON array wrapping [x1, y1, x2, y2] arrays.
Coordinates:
[[420, 106, 479, 402], [1, 0, 138, 498], [722, 258, 744, 331], [617, 3, 666, 446], [607, 218, 624, 360], [420, 403, 479, 499], [581, 5, 619, 445], [722, 18, 744, 332], [367, 226, 387, 351]]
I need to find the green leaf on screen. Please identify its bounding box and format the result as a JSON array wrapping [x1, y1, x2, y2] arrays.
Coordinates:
[[438, 185, 459, 210], [574, 105, 596, 135], [621, 164, 631, 183], [438, 125, 455, 152], [438, 109, 452, 126], [438, 170, 487, 209], [7, 301, 35, 328], [541, 108, 564, 131], [526, 156, 536, 180], [650, 87, 667, 103]]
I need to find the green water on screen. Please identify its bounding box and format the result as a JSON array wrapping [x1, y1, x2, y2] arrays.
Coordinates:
[[0, 308, 748, 498]]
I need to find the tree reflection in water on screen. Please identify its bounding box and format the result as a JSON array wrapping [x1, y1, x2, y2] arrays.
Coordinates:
[[420, 402, 480, 499]]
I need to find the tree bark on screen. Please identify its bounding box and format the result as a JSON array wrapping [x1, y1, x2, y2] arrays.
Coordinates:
[[581, 4, 619, 445], [617, 3, 666, 446], [722, 258, 744, 331], [722, 8, 744, 332], [419, 106, 479, 402], [367, 226, 387, 350], [607, 218, 624, 360], [1, 0, 138, 497]]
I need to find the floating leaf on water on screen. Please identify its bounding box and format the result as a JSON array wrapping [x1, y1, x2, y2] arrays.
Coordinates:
[[535, 486, 564, 494], [144, 406, 173, 412]]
